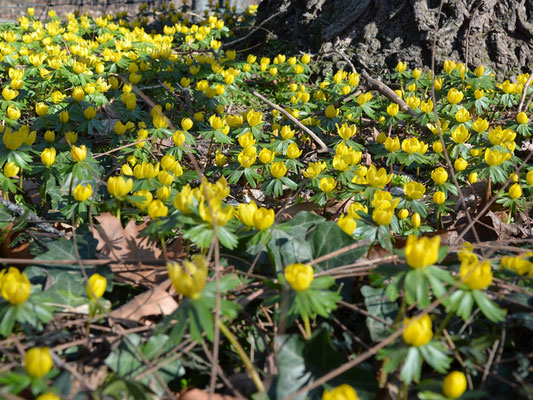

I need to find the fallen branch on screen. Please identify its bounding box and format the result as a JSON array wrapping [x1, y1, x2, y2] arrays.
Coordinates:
[[0, 197, 66, 238], [250, 90, 329, 153]]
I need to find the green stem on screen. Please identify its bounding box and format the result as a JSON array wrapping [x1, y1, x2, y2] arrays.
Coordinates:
[[160, 236, 167, 260], [436, 311, 454, 339], [19, 169, 23, 190], [69, 172, 74, 197], [218, 319, 265, 394], [303, 315, 312, 340], [116, 201, 121, 220]]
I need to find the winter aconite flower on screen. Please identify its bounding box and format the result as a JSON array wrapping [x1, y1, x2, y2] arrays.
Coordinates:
[[70, 145, 87, 162], [167, 255, 208, 299], [72, 182, 92, 201], [509, 183, 522, 199], [366, 165, 392, 188], [270, 161, 287, 178], [404, 235, 440, 269], [107, 176, 133, 199], [253, 207, 275, 231], [460, 260, 493, 290], [284, 263, 314, 291], [337, 214, 357, 235], [402, 314, 433, 347], [442, 371, 467, 399], [404, 181, 425, 200], [86, 273, 106, 299], [431, 167, 448, 185], [319, 177, 336, 192], [41, 148, 56, 166], [0, 267, 31, 305], [322, 384, 359, 400], [24, 347, 53, 378]]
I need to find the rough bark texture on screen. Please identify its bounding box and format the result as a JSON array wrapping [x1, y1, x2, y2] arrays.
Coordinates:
[[251, 0, 533, 78]]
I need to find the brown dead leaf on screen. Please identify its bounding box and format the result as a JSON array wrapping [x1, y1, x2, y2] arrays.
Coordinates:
[[276, 202, 321, 222], [109, 280, 177, 324], [180, 389, 239, 400], [90, 213, 166, 286]]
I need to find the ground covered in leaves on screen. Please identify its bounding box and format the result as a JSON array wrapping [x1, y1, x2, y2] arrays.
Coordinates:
[[0, 2, 532, 400]]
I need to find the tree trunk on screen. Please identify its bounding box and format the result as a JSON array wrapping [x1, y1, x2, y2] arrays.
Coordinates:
[[251, 0, 533, 78]]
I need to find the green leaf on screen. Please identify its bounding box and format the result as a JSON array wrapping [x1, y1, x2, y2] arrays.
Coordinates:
[[361, 285, 398, 341], [405, 269, 429, 307], [307, 221, 367, 271], [400, 347, 423, 384], [456, 291, 474, 320], [216, 226, 239, 249], [419, 342, 451, 373], [0, 303, 17, 337], [472, 290, 506, 322]]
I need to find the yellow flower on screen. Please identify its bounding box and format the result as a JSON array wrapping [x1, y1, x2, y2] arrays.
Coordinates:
[[433, 191, 446, 205], [72, 86, 85, 102], [404, 235, 440, 269], [526, 170, 533, 186], [372, 204, 395, 226], [215, 152, 227, 167], [35, 102, 49, 117], [238, 146, 257, 168], [396, 61, 407, 72], [270, 161, 287, 178], [253, 207, 275, 231], [148, 199, 168, 219], [70, 145, 87, 162], [284, 263, 314, 291], [420, 99, 433, 114], [472, 117, 489, 133], [397, 208, 409, 220], [107, 176, 133, 199], [3, 162, 20, 178], [237, 201, 258, 228], [36, 393, 61, 400], [86, 273, 106, 299], [366, 165, 392, 188], [387, 103, 399, 117], [41, 148, 56, 166], [411, 212, 421, 228], [325, 104, 339, 119], [2, 86, 18, 100], [44, 130, 55, 143], [258, 148, 275, 164], [443, 59, 456, 73], [7, 105, 20, 120], [0, 267, 31, 304], [322, 384, 359, 400], [412, 68, 422, 79], [454, 108, 470, 123], [431, 167, 448, 185], [132, 190, 152, 210], [59, 110, 69, 124], [199, 199, 234, 226], [460, 260, 492, 290], [468, 172, 478, 184], [517, 112, 528, 124], [384, 137, 400, 152], [83, 106, 96, 120], [402, 315, 433, 347], [454, 157, 468, 171], [336, 123, 356, 140], [286, 142, 302, 159], [319, 177, 336, 192], [404, 181, 425, 200], [238, 131, 256, 148], [451, 125, 470, 143], [442, 371, 467, 399], [509, 183, 522, 199], [73, 184, 92, 201], [24, 347, 53, 378], [246, 109, 263, 126], [337, 214, 357, 235], [484, 148, 511, 166], [447, 88, 463, 104], [167, 255, 208, 299]]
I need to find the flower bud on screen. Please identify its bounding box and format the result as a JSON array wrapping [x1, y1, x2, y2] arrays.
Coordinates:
[[24, 347, 53, 378], [86, 273, 106, 299], [41, 148, 56, 166], [402, 315, 433, 347], [284, 263, 314, 291], [442, 371, 467, 399], [73, 184, 92, 201]]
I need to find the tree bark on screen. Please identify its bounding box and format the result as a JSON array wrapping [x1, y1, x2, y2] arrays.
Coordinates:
[[251, 0, 533, 79]]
